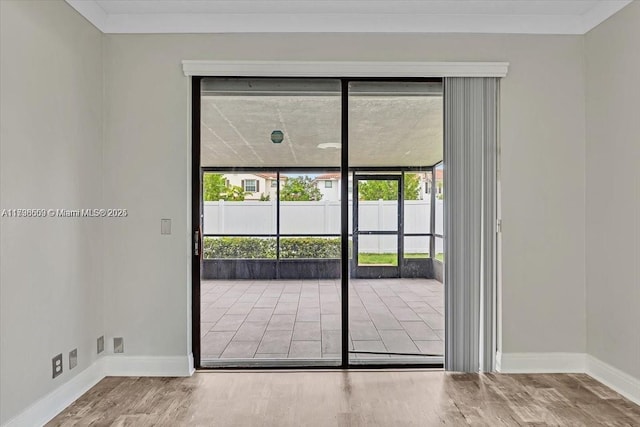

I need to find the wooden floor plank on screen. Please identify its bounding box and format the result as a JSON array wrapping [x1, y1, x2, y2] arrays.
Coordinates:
[[47, 372, 639, 426]]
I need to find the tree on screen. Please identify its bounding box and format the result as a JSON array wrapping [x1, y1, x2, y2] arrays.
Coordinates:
[[358, 174, 420, 201], [203, 173, 246, 201], [280, 176, 323, 201]]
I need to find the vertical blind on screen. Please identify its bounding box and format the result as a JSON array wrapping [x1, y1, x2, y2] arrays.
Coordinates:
[[444, 77, 498, 372]]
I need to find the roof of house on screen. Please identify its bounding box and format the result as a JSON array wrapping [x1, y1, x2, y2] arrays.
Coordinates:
[[253, 173, 286, 180], [315, 173, 341, 180]]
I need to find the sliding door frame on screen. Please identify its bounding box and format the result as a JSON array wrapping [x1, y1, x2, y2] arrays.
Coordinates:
[[192, 76, 447, 370]]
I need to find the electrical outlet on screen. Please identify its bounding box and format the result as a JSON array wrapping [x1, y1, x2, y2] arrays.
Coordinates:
[[114, 337, 124, 353], [52, 354, 63, 378], [69, 349, 78, 370], [97, 336, 104, 354]]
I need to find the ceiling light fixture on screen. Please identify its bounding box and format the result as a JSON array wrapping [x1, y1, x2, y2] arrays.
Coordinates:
[[317, 143, 341, 149], [271, 130, 284, 144]]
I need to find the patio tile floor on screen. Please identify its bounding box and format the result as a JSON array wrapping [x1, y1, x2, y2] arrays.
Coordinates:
[[201, 278, 444, 363]]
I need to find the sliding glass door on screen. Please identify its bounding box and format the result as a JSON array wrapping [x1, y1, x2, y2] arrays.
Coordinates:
[[193, 77, 444, 368]]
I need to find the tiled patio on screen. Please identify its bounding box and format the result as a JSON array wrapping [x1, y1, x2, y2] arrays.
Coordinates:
[[201, 278, 444, 364]]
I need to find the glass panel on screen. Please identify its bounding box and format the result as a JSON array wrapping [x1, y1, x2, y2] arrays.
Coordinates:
[[404, 236, 430, 259], [348, 81, 443, 168], [200, 78, 341, 366], [203, 171, 277, 235], [279, 172, 340, 235], [404, 171, 431, 234], [435, 237, 445, 262], [348, 81, 443, 365], [357, 235, 398, 266], [201, 78, 341, 168], [357, 179, 398, 232]]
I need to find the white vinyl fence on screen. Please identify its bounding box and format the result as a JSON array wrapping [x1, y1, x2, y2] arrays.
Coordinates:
[[204, 200, 444, 254]]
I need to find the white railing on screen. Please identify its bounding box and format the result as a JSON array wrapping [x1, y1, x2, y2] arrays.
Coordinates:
[[204, 200, 444, 254]]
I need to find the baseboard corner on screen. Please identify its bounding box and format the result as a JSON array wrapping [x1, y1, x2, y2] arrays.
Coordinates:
[[585, 355, 640, 405], [3, 357, 105, 427]]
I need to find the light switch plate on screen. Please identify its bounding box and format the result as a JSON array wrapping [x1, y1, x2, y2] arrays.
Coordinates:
[[97, 336, 104, 354], [114, 337, 124, 353], [69, 349, 78, 370], [161, 219, 171, 235]]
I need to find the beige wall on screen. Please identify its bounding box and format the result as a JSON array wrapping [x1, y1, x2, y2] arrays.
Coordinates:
[[0, 1, 104, 423], [585, 1, 640, 379], [102, 32, 587, 359], [2, 2, 609, 421]]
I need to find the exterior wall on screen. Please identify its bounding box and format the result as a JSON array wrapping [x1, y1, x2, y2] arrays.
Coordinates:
[[223, 173, 268, 200], [316, 179, 340, 201]]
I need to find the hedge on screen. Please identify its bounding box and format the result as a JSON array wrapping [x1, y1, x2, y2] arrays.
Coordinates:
[[203, 237, 340, 259]]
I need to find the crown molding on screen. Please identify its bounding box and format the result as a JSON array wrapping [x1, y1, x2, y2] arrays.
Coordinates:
[[580, 0, 631, 33], [66, 0, 108, 32], [65, 0, 632, 35]]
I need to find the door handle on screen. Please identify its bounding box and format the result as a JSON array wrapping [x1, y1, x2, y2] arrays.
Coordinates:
[[194, 228, 203, 260]]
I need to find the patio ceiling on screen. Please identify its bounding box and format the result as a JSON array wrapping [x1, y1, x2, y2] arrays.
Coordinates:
[[201, 80, 443, 169]]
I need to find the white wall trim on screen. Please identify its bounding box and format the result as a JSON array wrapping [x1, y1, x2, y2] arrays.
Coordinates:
[[103, 355, 194, 377], [3, 358, 106, 427], [586, 355, 640, 405], [65, 0, 108, 33], [182, 60, 509, 78], [187, 352, 195, 376], [64, 0, 632, 35], [2, 355, 195, 427], [497, 352, 640, 406], [581, 1, 632, 33], [497, 352, 586, 373], [495, 351, 503, 372]]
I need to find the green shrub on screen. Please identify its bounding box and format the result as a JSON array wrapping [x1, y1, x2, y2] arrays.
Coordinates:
[[203, 237, 276, 259], [203, 237, 341, 259], [280, 238, 341, 259]]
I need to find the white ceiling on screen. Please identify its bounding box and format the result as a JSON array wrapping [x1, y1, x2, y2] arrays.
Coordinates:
[[66, 0, 631, 34]]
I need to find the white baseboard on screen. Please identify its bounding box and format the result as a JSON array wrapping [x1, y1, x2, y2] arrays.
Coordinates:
[[103, 354, 194, 377], [497, 352, 640, 406], [497, 352, 586, 373], [187, 352, 195, 375], [2, 354, 194, 427], [586, 355, 640, 405], [3, 358, 106, 427]]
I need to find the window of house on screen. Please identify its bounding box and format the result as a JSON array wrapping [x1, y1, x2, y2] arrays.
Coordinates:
[[271, 180, 278, 188], [324, 180, 333, 188], [243, 179, 258, 192]]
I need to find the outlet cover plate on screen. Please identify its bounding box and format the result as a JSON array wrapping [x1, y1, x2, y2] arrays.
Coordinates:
[[52, 354, 63, 378], [69, 349, 78, 370], [97, 336, 104, 354], [161, 218, 171, 235], [114, 337, 124, 353]]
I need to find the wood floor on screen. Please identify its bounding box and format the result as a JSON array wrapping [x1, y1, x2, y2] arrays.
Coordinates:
[[47, 371, 640, 426]]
